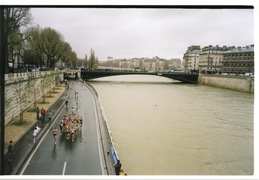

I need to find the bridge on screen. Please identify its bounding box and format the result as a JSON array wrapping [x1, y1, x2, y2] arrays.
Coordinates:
[[80, 69, 199, 84]]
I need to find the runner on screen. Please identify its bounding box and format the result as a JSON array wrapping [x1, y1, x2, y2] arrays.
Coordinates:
[[59, 119, 64, 135], [52, 127, 58, 144], [71, 105, 75, 113]]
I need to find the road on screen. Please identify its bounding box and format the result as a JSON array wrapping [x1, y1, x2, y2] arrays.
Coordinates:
[[21, 81, 104, 175]]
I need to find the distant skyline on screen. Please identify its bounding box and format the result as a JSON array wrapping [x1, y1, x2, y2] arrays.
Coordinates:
[[29, 7, 254, 61]]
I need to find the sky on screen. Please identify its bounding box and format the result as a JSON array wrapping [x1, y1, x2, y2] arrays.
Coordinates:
[[28, 6, 254, 61]]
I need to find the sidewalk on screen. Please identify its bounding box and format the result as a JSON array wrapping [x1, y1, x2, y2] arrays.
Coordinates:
[[4, 85, 69, 175]]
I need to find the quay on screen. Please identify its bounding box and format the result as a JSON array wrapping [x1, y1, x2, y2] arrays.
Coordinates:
[[3, 80, 118, 175]]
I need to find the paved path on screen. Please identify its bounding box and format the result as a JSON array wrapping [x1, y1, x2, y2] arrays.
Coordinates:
[[17, 81, 104, 175]]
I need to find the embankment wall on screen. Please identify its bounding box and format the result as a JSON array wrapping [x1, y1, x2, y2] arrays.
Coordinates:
[[198, 74, 254, 93], [4, 71, 63, 125]]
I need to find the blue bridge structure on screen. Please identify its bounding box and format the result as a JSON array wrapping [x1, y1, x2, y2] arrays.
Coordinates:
[[80, 69, 199, 84]]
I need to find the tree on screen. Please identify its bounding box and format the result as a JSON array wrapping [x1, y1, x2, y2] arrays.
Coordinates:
[[3, 8, 32, 70], [83, 54, 88, 68], [4, 88, 13, 117], [12, 78, 28, 124], [60, 42, 73, 66], [27, 72, 40, 110], [23, 25, 45, 68], [89, 49, 99, 69], [39, 72, 48, 103], [41, 27, 64, 69], [88, 49, 95, 69]]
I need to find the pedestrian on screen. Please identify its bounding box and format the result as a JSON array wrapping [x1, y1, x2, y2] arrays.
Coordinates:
[[36, 107, 40, 120], [114, 160, 122, 175], [41, 108, 44, 120], [42, 109, 46, 121], [48, 111, 53, 122], [8, 140, 13, 162], [36, 124, 41, 132], [33, 127, 39, 144], [52, 127, 58, 144], [65, 100, 68, 107]]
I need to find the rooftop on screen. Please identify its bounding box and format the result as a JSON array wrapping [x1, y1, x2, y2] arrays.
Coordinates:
[[223, 45, 254, 54]]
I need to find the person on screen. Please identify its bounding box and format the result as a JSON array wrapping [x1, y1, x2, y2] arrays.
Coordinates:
[[33, 127, 39, 144], [65, 100, 68, 107], [49, 111, 53, 122], [36, 124, 41, 132], [8, 140, 13, 162], [42, 109, 46, 121], [114, 160, 122, 175], [52, 127, 58, 144], [71, 105, 75, 113], [59, 119, 63, 135], [36, 107, 40, 120], [41, 108, 44, 120]]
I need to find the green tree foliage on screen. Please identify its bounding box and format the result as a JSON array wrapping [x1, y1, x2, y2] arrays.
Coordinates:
[[24, 26, 80, 69], [23, 25, 45, 68], [89, 49, 99, 69], [41, 27, 65, 69], [3, 8, 32, 70], [83, 54, 88, 68]]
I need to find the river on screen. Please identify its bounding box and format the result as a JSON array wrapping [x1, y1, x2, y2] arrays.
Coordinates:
[[89, 75, 254, 175]]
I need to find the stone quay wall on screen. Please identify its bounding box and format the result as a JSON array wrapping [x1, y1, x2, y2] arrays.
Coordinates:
[[198, 74, 254, 93], [4, 71, 64, 125]]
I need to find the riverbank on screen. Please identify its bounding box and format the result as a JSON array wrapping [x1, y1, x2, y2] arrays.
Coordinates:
[[4, 85, 65, 155], [198, 74, 254, 93]]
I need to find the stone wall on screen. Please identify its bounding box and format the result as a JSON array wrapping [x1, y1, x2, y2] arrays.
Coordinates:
[[4, 71, 63, 125], [198, 74, 254, 93]]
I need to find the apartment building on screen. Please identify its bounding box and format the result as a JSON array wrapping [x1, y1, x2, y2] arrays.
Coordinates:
[[199, 45, 229, 72], [183, 45, 201, 72], [221, 45, 254, 74], [183, 44, 254, 74]]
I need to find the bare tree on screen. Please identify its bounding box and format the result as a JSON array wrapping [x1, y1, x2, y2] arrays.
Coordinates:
[[12, 78, 28, 124]]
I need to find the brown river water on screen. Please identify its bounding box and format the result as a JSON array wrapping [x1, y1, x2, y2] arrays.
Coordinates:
[[90, 75, 254, 175]]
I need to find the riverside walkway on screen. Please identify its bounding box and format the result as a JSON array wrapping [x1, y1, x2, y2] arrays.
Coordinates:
[[4, 81, 115, 175]]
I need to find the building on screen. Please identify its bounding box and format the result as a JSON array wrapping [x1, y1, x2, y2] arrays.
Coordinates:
[[198, 45, 229, 73], [144, 58, 157, 72], [168, 58, 182, 71], [183, 45, 201, 72], [221, 45, 254, 74]]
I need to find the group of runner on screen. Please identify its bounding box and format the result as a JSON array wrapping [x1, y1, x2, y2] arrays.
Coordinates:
[[52, 108, 83, 143], [52, 89, 82, 143]]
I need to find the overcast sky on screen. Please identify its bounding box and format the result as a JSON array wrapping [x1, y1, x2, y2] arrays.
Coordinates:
[[30, 7, 254, 61]]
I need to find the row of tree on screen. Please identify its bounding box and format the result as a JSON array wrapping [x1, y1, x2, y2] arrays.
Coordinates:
[[2, 7, 99, 72], [5, 71, 61, 124]]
